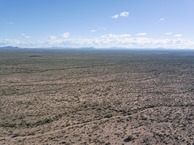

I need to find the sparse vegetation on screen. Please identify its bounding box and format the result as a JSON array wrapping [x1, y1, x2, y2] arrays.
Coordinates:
[[0, 122, 17, 128], [124, 135, 134, 142], [36, 116, 54, 125], [0, 50, 194, 144]]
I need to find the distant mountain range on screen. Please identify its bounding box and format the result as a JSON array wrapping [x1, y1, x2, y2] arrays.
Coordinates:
[[0, 46, 193, 51], [0, 46, 96, 50], [0, 46, 21, 50]]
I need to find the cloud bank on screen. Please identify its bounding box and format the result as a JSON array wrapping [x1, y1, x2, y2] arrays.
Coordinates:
[[1, 33, 194, 49], [136, 33, 147, 36]]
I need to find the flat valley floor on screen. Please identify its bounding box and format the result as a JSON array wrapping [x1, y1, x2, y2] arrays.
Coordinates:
[[0, 49, 193, 145]]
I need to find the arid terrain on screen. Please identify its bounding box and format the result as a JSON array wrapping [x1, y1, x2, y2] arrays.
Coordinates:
[[0, 49, 193, 145]]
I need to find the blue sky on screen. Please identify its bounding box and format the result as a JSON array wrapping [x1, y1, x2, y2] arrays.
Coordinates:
[[0, 0, 194, 48]]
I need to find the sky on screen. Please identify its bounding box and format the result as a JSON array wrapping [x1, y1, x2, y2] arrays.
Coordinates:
[[0, 0, 194, 49]]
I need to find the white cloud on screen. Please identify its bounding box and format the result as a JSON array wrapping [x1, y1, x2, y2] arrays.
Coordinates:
[[0, 39, 21, 46], [60, 32, 70, 38], [48, 35, 57, 40], [159, 17, 165, 21], [165, 32, 172, 35], [43, 33, 194, 49], [112, 14, 119, 19], [136, 33, 147, 36], [120, 11, 129, 17], [102, 33, 131, 38], [174, 34, 182, 38], [22, 33, 31, 39], [112, 11, 129, 19], [1, 33, 194, 49], [47, 32, 70, 45], [90, 29, 97, 33]]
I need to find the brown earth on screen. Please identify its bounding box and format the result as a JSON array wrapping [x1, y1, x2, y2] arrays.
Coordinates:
[[0, 49, 193, 145]]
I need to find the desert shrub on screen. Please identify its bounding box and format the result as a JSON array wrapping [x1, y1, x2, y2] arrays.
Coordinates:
[[0, 122, 17, 128], [25, 122, 33, 127], [124, 135, 134, 142], [36, 116, 54, 126], [104, 113, 113, 118]]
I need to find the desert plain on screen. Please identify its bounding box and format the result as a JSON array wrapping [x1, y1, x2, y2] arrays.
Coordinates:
[[0, 49, 193, 145]]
